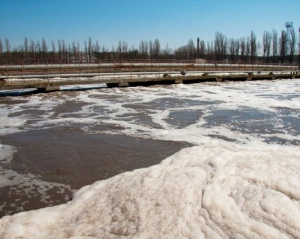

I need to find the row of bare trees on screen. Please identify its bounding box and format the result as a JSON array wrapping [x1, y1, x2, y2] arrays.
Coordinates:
[[175, 27, 298, 64], [0, 27, 299, 64]]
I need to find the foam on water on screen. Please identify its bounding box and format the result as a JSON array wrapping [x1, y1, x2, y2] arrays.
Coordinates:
[[1, 143, 300, 238], [60, 83, 107, 90], [1, 79, 300, 237], [0, 144, 72, 215]]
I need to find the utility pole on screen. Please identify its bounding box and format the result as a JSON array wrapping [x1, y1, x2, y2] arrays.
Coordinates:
[[285, 22, 293, 35]]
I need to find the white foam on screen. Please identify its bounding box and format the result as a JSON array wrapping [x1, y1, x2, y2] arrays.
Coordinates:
[[1, 78, 300, 237], [0, 95, 67, 134], [1, 143, 300, 238], [2, 79, 300, 144], [0, 117, 26, 135], [0, 144, 15, 164], [53, 80, 300, 145], [60, 83, 107, 90], [0, 101, 27, 135], [0, 144, 72, 214]]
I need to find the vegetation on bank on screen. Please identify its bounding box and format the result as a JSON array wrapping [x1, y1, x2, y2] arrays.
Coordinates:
[[0, 26, 299, 64]]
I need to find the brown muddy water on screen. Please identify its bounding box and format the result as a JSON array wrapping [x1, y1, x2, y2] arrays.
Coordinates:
[[0, 126, 191, 217], [1, 80, 300, 218]]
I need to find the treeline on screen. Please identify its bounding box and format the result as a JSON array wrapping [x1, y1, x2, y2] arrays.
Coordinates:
[[0, 27, 299, 64], [176, 28, 298, 64]]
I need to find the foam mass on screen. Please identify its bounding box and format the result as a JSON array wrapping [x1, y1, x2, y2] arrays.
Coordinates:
[[1, 143, 300, 238]]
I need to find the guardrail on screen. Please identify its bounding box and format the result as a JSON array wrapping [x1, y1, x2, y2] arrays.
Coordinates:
[[0, 62, 299, 91], [0, 62, 298, 78]]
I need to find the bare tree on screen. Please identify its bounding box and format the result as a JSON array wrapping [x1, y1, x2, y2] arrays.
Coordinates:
[[206, 42, 210, 60], [77, 41, 82, 62], [62, 40, 68, 63], [42, 38, 48, 57], [139, 40, 148, 59], [250, 31, 257, 62], [288, 26, 296, 63], [153, 39, 160, 58], [228, 38, 236, 61], [15, 45, 23, 57], [88, 37, 93, 63], [257, 41, 262, 59], [148, 40, 153, 58], [163, 43, 172, 59], [234, 39, 240, 61], [29, 39, 35, 57], [272, 29, 278, 62], [139, 41, 144, 57], [187, 39, 196, 58], [245, 36, 250, 62], [94, 40, 100, 53], [84, 39, 89, 62], [115, 41, 123, 59], [240, 37, 246, 61], [58, 39, 67, 62], [4, 38, 11, 53], [144, 40, 149, 58], [263, 31, 272, 63], [122, 41, 128, 54], [35, 40, 41, 54], [72, 40, 80, 63], [24, 37, 28, 57], [51, 40, 56, 53], [227, 38, 240, 62], [199, 40, 206, 58], [107, 46, 115, 58], [92, 40, 100, 61], [58, 39, 62, 60], [117, 41, 122, 54], [214, 32, 227, 61], [279, 30, 288, 63], [51, 41, 56, 61], [175, 45, 189, 59], [206, 41, 214, 60]]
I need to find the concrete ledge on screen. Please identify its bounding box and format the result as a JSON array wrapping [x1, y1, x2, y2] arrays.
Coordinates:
[[37, 86, 60, 93], [175, 79, 183, 84], [1, 72, 300, 90], [118, 82, 129, 87]]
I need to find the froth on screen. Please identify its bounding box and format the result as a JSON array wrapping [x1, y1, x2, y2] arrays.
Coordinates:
[[0, 144, 72, 216], [1, 79, 300, 146], [0, 144, 15, 164], [1, 143, 300, 238]]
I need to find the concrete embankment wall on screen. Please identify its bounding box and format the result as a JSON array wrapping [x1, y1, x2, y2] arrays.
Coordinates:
[[0, 63, 299, 91]]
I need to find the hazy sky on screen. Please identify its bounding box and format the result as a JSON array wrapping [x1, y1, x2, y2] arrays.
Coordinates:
[[1, 0, 300, 51]]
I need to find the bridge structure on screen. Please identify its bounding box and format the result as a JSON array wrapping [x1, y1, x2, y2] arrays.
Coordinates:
[[0, 62, 299, 92]]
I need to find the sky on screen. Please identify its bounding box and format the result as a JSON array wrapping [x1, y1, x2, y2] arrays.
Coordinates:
[[1, 0, 300, 51]]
